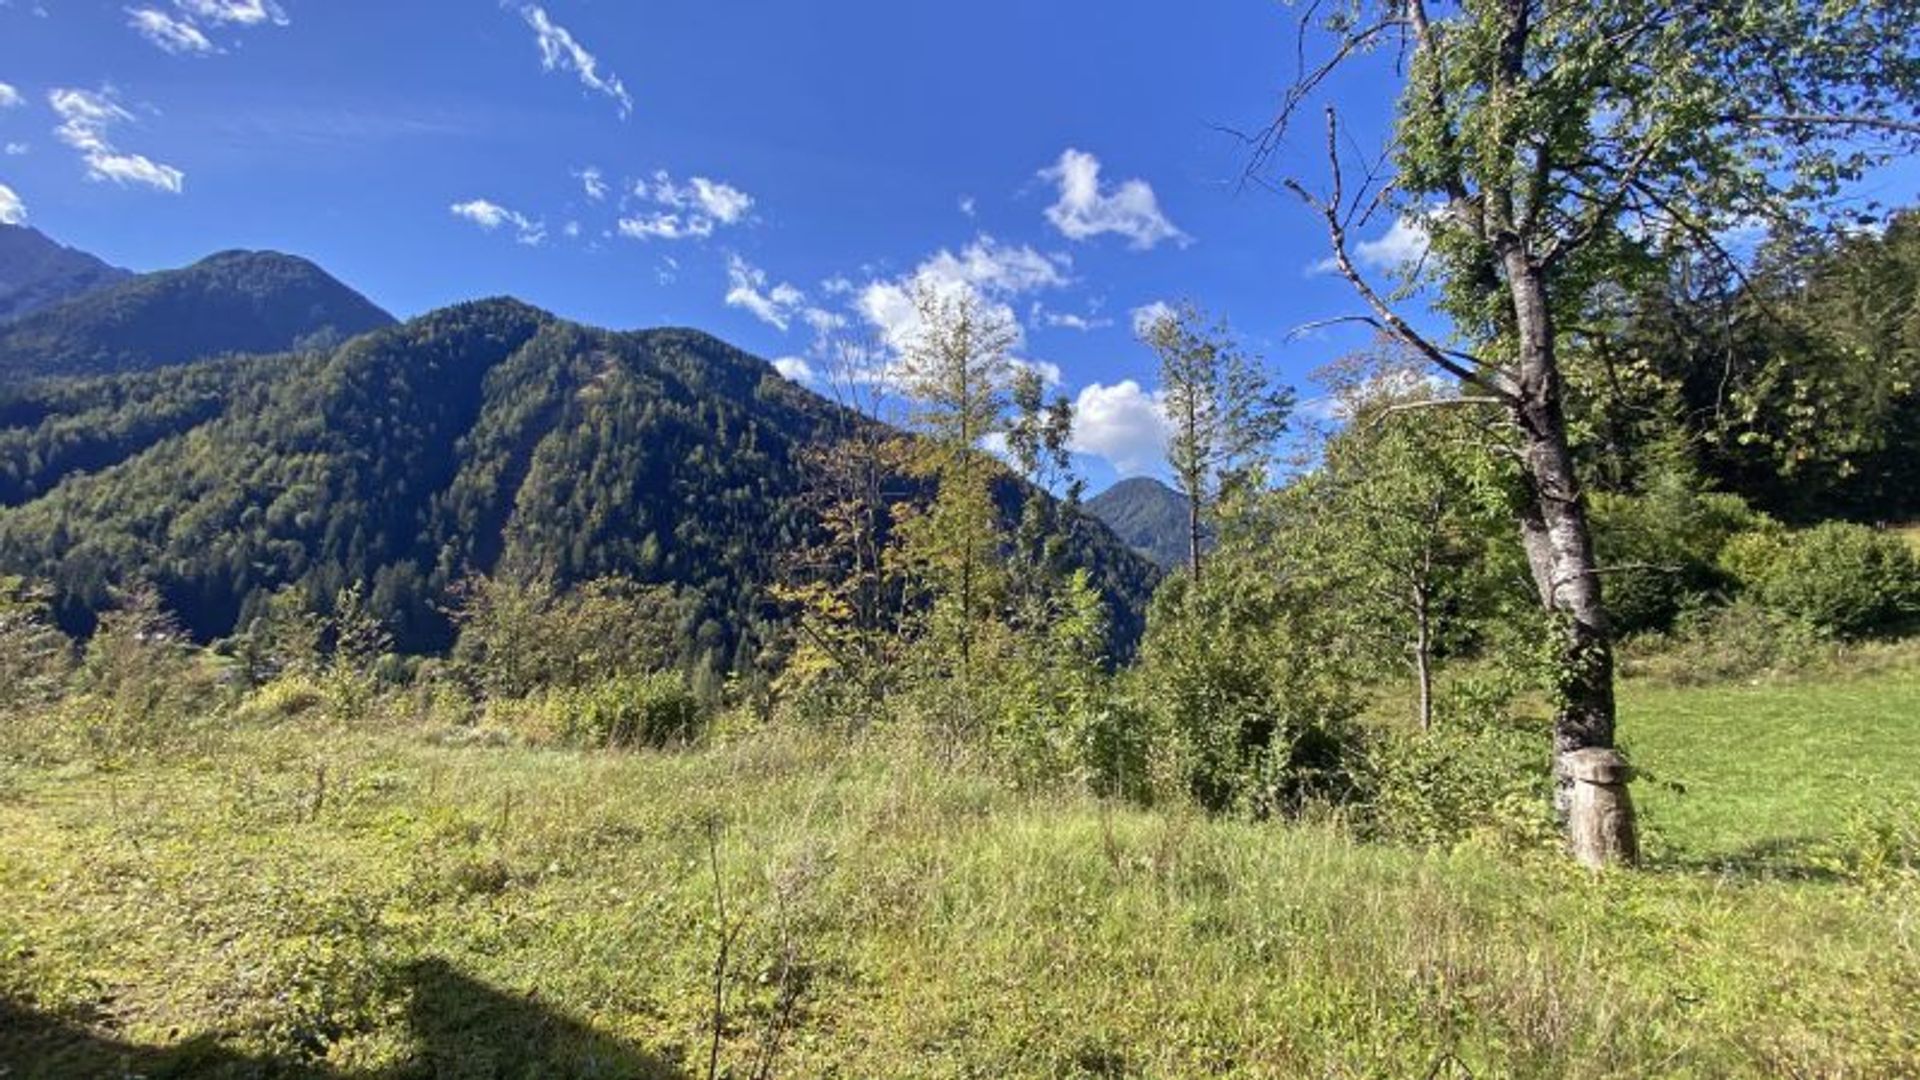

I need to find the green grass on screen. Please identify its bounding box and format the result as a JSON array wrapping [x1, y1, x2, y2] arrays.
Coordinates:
[[1622, 655, 1920, 869], [2, 665, 1917, 1078]]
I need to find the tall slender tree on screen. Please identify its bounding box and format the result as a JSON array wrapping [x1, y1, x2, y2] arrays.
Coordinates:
[[1141, 303, 1294, 582], [1260, 0, 1920, 865], [894, 284, 1020, 674]]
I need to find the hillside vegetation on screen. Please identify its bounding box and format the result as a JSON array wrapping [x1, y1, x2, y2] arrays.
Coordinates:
[[0, 298, 1158, 666]]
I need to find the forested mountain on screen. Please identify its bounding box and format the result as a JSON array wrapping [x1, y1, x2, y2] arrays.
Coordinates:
[[1087, 476, 1194, 570], [0, 298, 1159, 668], [0, 249, 394, 380], [0, 225, 132, 323]]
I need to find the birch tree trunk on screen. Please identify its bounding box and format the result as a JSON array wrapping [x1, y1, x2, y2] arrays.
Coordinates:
[[1505, 254, 1637, 863]]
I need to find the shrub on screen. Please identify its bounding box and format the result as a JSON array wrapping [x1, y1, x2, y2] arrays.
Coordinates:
[[1590, 486, 1761, 635], [562, 672, 704, 749], [1358, 675, 1557, 852], [1722, 522, 1920, 638], [1616, 599, 1827, 684], [233, 673, 330, 724], [1134, 569, 1367, 816], [69, 584, 229, 758]]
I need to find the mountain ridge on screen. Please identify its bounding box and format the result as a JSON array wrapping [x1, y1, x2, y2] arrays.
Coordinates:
[[0, 247, 395, 381], [0, 225, 134, 323]]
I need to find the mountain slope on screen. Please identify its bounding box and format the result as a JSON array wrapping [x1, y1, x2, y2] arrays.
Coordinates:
[[0, 249, 395, 380], [0, 299, 1159, 667], [1087, 476, 1194, 570], [0, 225, 132, 323]]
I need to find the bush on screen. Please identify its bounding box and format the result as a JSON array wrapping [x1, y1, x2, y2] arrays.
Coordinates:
[[1358, 675, 1557, 852], [490, 673, 704, 750], [1590, 486, 1761, 635], [68, 584, 229, 759], [1722, 522, 1920, 638], [1616, 599, 1828, 684], [1133, 568, 1367, 816]]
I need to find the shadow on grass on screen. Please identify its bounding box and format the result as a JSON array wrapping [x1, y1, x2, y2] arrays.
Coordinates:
[[0, 958, 686, 1079], [1650, 834, 1850, 883]]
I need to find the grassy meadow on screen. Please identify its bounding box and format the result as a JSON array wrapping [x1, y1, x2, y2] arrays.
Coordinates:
[[2, 657, 1917, 1079]]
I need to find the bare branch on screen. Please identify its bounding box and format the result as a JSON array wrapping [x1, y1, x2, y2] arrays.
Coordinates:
[[1362, 396, 1506, 430], [1286, 108, 1519, 404]]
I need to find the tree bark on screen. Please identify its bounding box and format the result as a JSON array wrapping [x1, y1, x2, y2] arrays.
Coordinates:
[[1412, 582, 1433, 733], [1503, 253, 1638, 865], [1188, 492, 1204, 583]]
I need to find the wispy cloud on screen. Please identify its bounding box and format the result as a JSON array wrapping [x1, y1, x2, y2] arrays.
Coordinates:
[[1308, 215, 1430, 276], [49, 87, 185, 193], [174, 0, 286, 25], [450, 197, 545, 245], [0, 83, 23, 109], [1040, 148, 1188, 250], [512, 4, 632, 119], [771, 356, 816, 382], [575, 165, 607, 201], [126, 0, 286, 55], [1130, 300, 1177, 338], [0, 182, 26, 225], [617, 170, 754, 241], [126, 7, 216, 55], [725, 255, 806, 331]]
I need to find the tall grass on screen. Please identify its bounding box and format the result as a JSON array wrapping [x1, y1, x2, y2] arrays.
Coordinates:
[[3, 667, 1917, 1077]]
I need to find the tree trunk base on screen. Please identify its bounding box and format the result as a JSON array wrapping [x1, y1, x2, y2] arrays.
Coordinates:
[[1564, 748, 1638, 868]]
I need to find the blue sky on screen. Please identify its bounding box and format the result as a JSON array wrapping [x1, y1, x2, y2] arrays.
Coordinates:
[[5, 3, 1911, 491], [0, 1, 1423, 489]]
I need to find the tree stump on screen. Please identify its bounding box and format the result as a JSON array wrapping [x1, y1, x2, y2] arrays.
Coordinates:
[[1564, 748, 1638, 869]]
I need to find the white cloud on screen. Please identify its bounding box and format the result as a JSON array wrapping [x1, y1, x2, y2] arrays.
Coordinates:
[[576, 165, 606, 201], [450, 197, 545, 245], [725, 255, 807, 331], [1040, 148, 1188, 250], [1353, 216, 1429, 269], [4, 143, 27, 156], [958, 195, 977, 218], [0, 83, 22, 109], [1033, 303, 1111, 332], [1130, 300, 1177, 339], [772, 356, 815, 382], [847, 235, 1073, 359], [127, 6, 216, 53], [616, 212, 712, 241], [1311, 215, 1432, 275], [849, 236, 1073, 389], [175, 0, 285, 25], [515, 4, 632, 119], [0, 182, 26, 225], [1070, 380, 1169, 476], [688, 176, 751, 224], [49, 87, 185, 194], [917, 235, 1069, 295], [618, 171, 754, 241], [639, 171, 753, 222]]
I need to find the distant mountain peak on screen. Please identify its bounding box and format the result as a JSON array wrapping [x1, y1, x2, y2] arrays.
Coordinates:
[[1087, 475, 1195, 571], [0, 224, 133, 324], [0, 241, 396, 379]]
